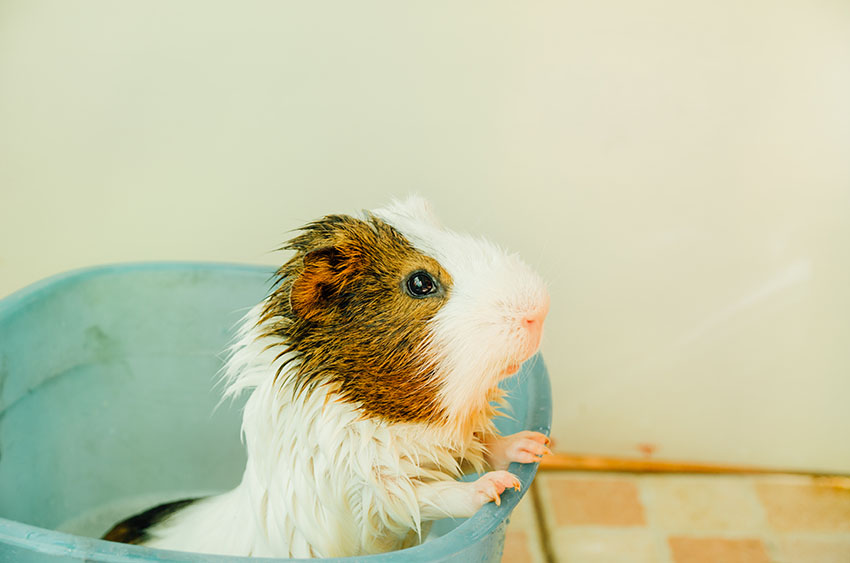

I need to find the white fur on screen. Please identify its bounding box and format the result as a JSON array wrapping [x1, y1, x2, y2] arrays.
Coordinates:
[[373, 197, 550, 431], [137, 197, 550, 557]]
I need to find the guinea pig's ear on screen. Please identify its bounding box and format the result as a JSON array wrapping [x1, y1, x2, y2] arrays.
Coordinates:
[[289, 246, 358, 321]]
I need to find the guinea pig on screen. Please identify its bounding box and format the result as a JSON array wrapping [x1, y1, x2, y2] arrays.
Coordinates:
[[102, 196, 551, 558]]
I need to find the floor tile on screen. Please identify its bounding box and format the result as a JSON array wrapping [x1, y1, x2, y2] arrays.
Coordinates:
[[756, 478, 850, 532], [776, 536, 850, 563], [535, 472, 850, 563], [667, 536, 771, 563], [645, 476, 764, 532], [502, 530, 534, 562], [552, 529, 660, 563], [545, 476, 646, 527]]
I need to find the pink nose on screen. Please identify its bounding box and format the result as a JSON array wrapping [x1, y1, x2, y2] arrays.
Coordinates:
[[523, 317, 541, 329], [522, 316, 543, 334], [521, 307, 548, 335]]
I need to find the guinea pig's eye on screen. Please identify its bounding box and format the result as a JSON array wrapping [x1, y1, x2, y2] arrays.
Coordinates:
[[405, 271, 437, 298]]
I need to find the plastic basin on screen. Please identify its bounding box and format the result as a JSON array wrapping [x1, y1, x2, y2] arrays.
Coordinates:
[[0, 263, 552, 562]]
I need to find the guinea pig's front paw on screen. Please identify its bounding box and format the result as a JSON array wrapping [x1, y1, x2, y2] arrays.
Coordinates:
[[472, 470, 521, 508], [485, 431, 551, 470]]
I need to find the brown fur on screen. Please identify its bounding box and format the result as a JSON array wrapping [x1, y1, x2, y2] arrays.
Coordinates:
[[102, 499, 198, 544], [259, 213, 453, 423]]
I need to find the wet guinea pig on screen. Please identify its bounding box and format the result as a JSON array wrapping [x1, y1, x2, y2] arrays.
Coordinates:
[[103, 196, 551, 558]]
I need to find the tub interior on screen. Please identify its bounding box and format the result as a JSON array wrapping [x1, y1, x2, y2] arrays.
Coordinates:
[[0, 266, 261, 537]]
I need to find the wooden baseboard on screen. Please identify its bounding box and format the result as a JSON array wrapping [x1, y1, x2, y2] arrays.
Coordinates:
[[538, 452, 845, 477]]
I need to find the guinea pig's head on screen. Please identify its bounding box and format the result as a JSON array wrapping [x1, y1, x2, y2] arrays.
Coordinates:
[[261, 196, 549, 431]]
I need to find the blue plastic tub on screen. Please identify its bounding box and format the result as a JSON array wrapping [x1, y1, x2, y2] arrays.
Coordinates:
[[0, 263, 551, 562]]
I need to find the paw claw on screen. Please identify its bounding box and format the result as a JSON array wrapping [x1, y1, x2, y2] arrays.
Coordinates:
[[474, 470, 521, 508]]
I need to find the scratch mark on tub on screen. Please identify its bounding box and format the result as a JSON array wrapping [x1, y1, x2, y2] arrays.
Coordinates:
[[0, 326, 130, 421], [84, 325, 123, 363]]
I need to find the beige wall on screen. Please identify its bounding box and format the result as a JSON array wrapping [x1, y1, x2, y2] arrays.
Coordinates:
[[1, 1, 848, 472]]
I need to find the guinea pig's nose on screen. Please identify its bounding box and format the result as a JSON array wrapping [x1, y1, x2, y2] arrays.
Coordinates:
[[523, 316, 541, 329], [522, 315, 543, 333], [521, 305, 548, 334]]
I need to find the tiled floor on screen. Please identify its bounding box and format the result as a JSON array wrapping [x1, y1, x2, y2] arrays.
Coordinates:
[[504, 472, 850, 563]]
